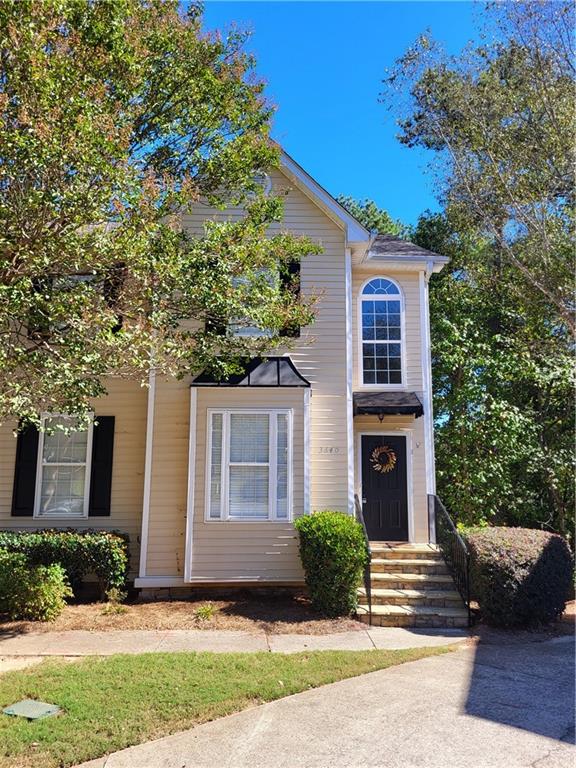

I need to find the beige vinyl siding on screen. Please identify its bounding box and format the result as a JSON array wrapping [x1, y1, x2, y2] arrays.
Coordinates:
[[0, 378, 147, 575], [352, 269, 424, 392], [353, 414, 428, 543], [144, 167, 351, 580]]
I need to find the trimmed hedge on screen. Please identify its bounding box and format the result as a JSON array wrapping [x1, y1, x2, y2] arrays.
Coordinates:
[[0, 530, 129, 594], [295, 511, 369, 617], [0, 549, 73, 621], [467, 526, 573, 627]]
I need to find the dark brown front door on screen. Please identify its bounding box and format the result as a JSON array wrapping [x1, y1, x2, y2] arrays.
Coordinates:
[[361, 434, 408, 541]]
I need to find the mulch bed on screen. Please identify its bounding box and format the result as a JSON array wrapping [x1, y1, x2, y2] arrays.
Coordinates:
[[0, 590, 365, 636]]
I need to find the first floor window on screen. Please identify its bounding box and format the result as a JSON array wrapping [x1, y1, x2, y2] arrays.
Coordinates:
[[207, 409, 291, 521], [35, 414, 93, 518]]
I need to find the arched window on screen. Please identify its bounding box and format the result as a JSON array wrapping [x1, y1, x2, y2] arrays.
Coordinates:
[[360, 277, 403, 385]]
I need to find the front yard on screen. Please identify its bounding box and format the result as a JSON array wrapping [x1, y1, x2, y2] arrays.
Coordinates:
[[0, 591, 364, 636], [0, 647, 453, 768]]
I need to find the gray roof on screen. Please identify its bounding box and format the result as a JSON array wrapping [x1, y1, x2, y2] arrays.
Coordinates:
[[368, 234, 447, 262]]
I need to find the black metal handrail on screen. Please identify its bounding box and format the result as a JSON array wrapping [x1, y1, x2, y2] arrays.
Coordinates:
[[428, 494, 473, 626], [354, 493, 372, 624]]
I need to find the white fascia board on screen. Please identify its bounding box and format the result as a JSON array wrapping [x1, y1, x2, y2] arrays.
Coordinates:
[[279, 150, 371, 246], [362, 255, 449, 272]]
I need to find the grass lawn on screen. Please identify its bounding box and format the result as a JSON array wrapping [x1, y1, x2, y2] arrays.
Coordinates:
[[0, 646, 454, 768]]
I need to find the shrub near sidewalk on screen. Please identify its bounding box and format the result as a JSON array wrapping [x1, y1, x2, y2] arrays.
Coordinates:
[[467, 527, 573, 627], [295, 511, 369, 617], [0, 550, 72, 621], [0, 530, 129, 595]]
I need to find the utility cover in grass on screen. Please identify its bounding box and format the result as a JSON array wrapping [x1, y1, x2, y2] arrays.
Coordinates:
[[3, 699, 61, 720]]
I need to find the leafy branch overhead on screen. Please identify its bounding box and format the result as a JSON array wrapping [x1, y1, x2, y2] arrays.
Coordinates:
[[382, 0, 575, 335], [0, 0, 319, 424]]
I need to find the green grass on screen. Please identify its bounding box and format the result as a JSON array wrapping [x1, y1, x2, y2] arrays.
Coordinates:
[[0, 646, 454, 768]]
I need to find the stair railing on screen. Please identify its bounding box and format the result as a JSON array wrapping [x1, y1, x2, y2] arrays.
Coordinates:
[[354, 493, 372, 625], [428, 494, 473, 626]]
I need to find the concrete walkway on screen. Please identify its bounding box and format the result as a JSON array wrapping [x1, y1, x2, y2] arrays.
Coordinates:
[[0, 626, 469, 660], [76, 635, 575, 768]]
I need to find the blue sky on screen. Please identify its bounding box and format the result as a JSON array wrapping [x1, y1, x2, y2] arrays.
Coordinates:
[[202, 1, 481, 225]]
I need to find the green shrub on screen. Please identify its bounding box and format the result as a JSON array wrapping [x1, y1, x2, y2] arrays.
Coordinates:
[[294, 511, 369, 617], [468, 526, 573, 627], [0, 549, 73, 621], [0, 529, 129, 594]]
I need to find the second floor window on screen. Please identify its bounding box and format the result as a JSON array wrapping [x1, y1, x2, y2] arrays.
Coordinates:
[[360, 277, 403, 386]]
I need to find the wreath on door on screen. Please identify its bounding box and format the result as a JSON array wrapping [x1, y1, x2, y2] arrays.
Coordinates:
[[370, 445, 397, 474]]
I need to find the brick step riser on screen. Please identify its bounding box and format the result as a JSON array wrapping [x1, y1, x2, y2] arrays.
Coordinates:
[[357, 613, 469, 629], [370, 551, 443, 561], [362, 595, 464, 608], [370, 564, 449, 575], [369, 579, 453, 590]]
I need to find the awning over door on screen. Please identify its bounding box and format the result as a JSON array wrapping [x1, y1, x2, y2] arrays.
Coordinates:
[[191, 356, 311, 388], [353, 391, 423, 418]]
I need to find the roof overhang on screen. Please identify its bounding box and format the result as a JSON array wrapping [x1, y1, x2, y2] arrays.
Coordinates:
[[353, 391, 424, 418], [279, 149, 371, 256], [192, 356, 311, 388]]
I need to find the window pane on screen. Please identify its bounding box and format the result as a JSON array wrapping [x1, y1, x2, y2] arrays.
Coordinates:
[[43, 417, 87, 463], [229, 466, 269, 518], [230, 414, 269, 463], [40, 465, 86, 516], [209, 413, 223, 519], [276, 414, 288, 519]]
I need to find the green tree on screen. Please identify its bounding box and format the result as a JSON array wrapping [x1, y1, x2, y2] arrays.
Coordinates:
[[0, 0, 318, 425], [383, 0, 575, 335], [340, 192, 574, 538], [336, 196, 405, 237], [414, 212, 574, 539]]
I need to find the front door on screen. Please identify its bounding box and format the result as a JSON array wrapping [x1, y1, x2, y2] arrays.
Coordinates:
[[361, 434, 409, 541]]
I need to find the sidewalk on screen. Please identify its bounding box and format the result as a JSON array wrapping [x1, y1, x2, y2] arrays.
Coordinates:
[[0, 625, 469, 661]]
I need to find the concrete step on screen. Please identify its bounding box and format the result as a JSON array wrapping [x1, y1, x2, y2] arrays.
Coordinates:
[[369, 572, 455, 590], [370, 558, 449, 575], [369, 544, 442, 561], [356, 603, 469, 628], [358, 587, 464, 608]]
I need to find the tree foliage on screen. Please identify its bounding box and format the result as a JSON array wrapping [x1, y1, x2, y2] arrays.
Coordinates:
[[0, 0, 318, 425], [339, 192, 574, 539], [336, 196, 405, 237], [383, 0, 575, 336]]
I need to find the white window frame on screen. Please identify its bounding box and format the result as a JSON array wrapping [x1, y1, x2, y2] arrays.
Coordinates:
[[357, 276, 407, 390], [205, 408, 293, 522], [33, 413, 94, 519]]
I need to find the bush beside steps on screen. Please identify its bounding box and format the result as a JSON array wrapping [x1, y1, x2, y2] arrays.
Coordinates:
[[295, 510, 369, 617], [467, 526, 573, 628]]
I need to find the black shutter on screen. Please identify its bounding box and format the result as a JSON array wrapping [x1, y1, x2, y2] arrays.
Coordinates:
[[280, 260, 301, 338], [27, 277, 52, 340], [103, 263, 126, 333], [89, 416, 115, 517], [11, 423, 39, 516]]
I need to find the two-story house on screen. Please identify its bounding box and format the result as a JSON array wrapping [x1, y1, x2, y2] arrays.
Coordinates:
[[0, 149, 468, 627]]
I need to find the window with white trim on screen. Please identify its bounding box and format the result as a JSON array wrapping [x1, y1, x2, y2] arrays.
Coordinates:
[[34, 414, 93, 518], [207, 410, 291, 521], [360, 278, 403, 385]]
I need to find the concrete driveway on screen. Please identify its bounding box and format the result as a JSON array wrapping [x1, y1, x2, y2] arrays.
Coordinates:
[[79, 635, 575, 768]]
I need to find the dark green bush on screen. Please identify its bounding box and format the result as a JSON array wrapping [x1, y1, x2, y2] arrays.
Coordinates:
[[0, 529, 129, 594], [294, 510, 369, 617], [0, 549, 73, 621], [467, 526, 573, 627]]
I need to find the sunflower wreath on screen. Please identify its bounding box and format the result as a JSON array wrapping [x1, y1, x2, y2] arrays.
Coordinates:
[[370, 445, 397, 474]]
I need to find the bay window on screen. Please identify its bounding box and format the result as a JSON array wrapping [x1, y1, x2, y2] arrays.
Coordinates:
[[206, 409, 292, 521]]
